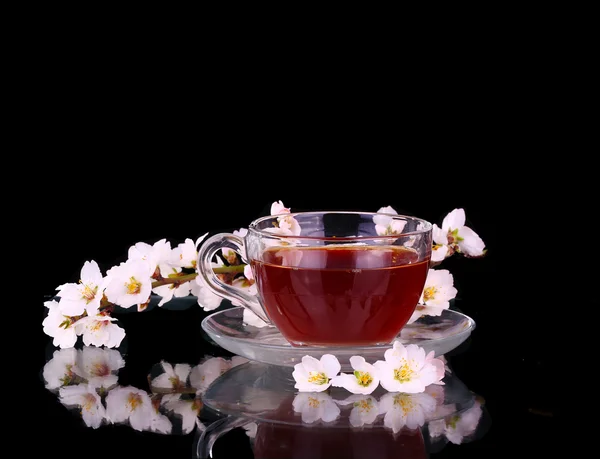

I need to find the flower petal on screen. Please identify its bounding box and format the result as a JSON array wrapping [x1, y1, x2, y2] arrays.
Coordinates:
[[457, 226, 486, 256], [320, 354, 341, 378], [442, 208, 465, 231]]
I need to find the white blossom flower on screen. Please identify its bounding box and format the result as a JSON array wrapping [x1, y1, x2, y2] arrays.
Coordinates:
[[331, 356, 380, 395], [171, 238, 201, 269], [278, 214, 302, 236], [189, 357, 232, 394], [431, 225, 450, 262], [378, 392, 437, 432], [292, 392, 340, 424], [271, 200, 290, 215], [434, 208, 485, 257], [190, 277, 223, 311], [74, 346, 125, 391], [151, 361, 192, 390], [373, 206, 406, 236], [162, 394, 203, 434], [104, 260, 153, 310], [194, 233, 209, 248], [336, 395, 379, 427], [106, 386, 153, 431], [231, 265, 257, 296], [153, 280, 192, 307], [59, 384, 107, 429], [409, 269, 457, 324], [430, 399, 483, 444], [292, 355, 341, 392], [43, 347, 79, 389], [76, 313, 126, 348], [128, 238, 175, 278], [42, 300, 79, 349], [56, 261, 106, 317], [373, 341, 445, 393], [242, 309, 270, 328]]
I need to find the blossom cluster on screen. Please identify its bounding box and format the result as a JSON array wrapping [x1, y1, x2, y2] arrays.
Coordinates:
[[43, 346, 246, 433], [293, 341, 445, 396], [43, 200, 485, 349]]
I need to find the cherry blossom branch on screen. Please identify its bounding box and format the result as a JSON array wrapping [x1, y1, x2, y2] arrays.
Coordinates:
[[149, 265, 245, 289]]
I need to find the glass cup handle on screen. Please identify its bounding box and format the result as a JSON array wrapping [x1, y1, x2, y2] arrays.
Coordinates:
[[197, 233, 270, 324]]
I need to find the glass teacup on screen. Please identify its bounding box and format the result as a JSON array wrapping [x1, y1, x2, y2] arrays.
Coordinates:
[[197, 211, 432, 347]]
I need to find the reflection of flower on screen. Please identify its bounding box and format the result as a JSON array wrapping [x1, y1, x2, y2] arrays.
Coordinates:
[[106, 386, 153, 431], [331, 356, 380, 395], [43, 348, 79, 390], [151, 362, 191, 391], [75, 347, 124, 391], [162, 394, 203, 434], [42, 300, 79, 349], [374, 341, 444, 393], [336, 395, 379, 427], [149, 404, 172, 434], [292, 355, 341, 392], [379, 392, 437, 432], [429, 398, 483, 444], [243, 422, 257, 439], [292, 392, 340, 424], [56, 260, 106, 316], [189, 357, 233, 394], [59, 384, 107, 429]]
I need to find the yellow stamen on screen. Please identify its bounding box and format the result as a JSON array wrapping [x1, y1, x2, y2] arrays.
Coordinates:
[[423, 286, 437, 302], [79, 282, 98, 303], [354, 371, 373, 387], [307, 372, 329, 385], [354, 398, 373, 412], [393, 359, 415, 383], [308, 397, 321, 408], [393, 394, 416, 415], [82, 393, 96, 412], [125, 277, 142, 295], [90, 362, 110, 377], [127, 393, 143, 411]]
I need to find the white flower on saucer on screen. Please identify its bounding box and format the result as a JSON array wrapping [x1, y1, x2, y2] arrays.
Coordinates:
[[373, 206, 406, 236], [408, 269, 457, 324], [128, 238, 175, 278], [56, 260, 106, 316], [190, 277, 223, 312], [75, 346, 125, 391], [379, 392, 437, 432], [434, 208, 485, 257], [189, 357, 232, 394], [59, 384, 107, 429], [242, 309, 270, 328], [292, 354, 341, 392], [106, 386, 153, 431], [104, 260, 153, 310], [76, 313, 126, 348], [151, 361, 192, 390], [43, 347, 79, 390], [373, 341, 444, 393], [42, 300, 79, 349], [162, 394, 203, 434], [331, 356, 380, 395], [292, 392, 340, 424], [336, 395, 379, 427], [171, 236, 205, 269]]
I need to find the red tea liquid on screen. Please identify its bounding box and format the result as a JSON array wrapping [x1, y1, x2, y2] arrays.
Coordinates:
[[251, 246, 428, 346]]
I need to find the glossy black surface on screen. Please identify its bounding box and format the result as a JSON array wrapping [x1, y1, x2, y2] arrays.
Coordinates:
[[38, 191, 555, 457]]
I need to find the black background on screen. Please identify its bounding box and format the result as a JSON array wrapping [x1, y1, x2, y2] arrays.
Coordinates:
[[35, 119, 554, 457]]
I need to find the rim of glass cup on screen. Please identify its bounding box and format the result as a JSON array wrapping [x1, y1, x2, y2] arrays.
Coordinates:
[[248, 211, 433, 241]]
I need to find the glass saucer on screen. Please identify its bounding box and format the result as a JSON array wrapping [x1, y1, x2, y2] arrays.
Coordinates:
[[201, 307, 475, 370]]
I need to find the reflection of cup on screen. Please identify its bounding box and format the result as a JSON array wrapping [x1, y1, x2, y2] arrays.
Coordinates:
[[253, 422, 427, 459], [198, 211, 432, 346]]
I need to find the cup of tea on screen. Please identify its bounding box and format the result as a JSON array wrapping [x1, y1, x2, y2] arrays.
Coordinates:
[[197, 211, 432, 347]]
